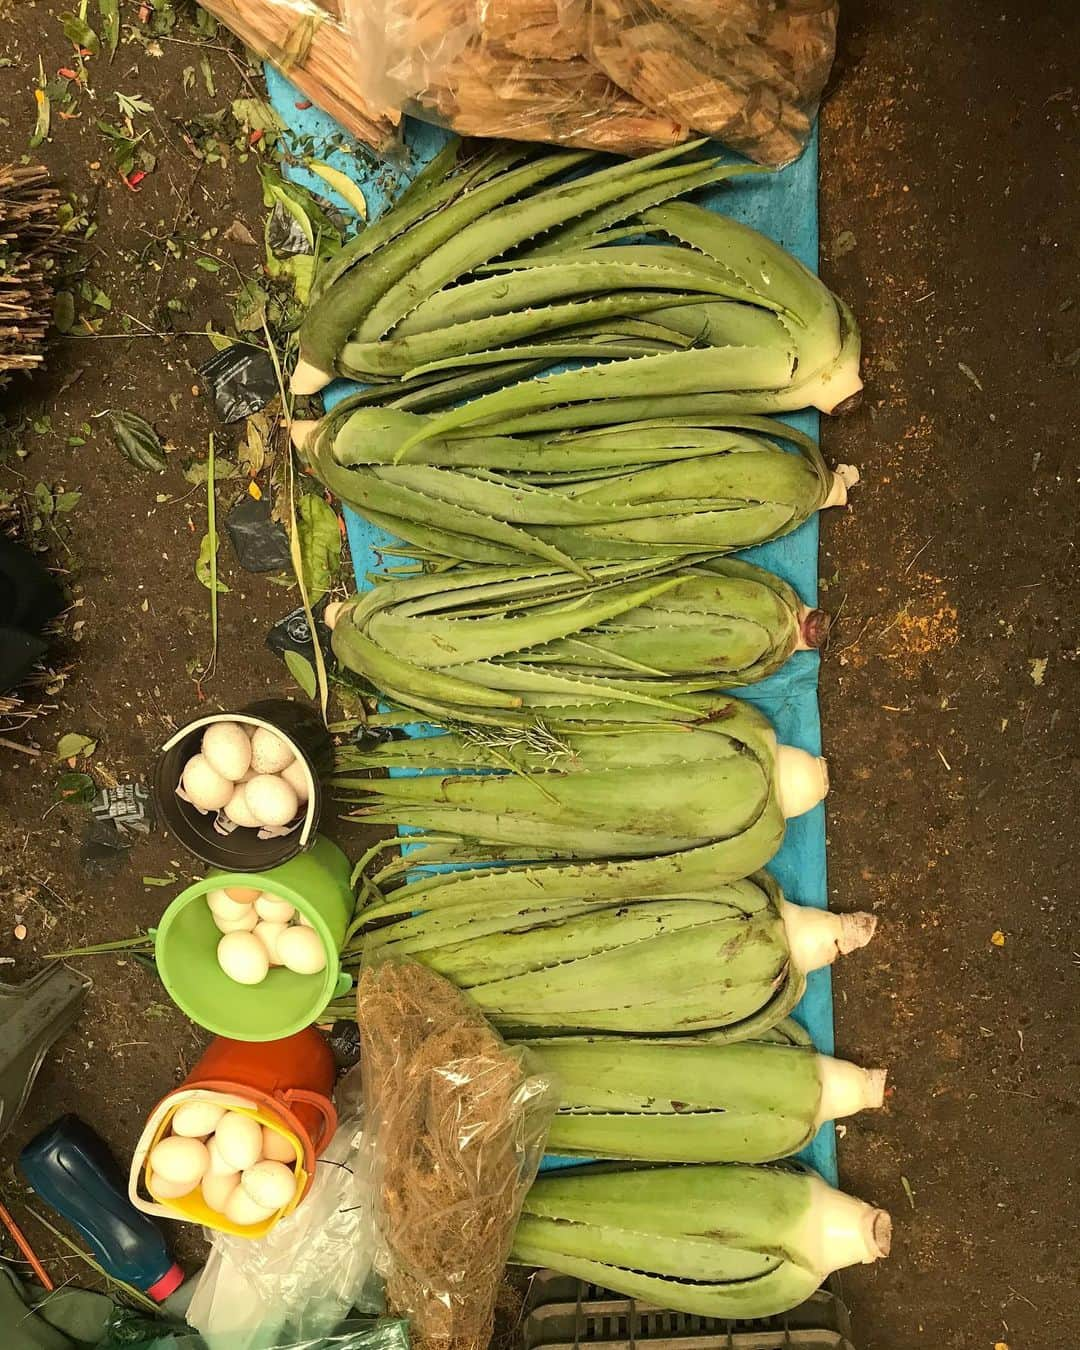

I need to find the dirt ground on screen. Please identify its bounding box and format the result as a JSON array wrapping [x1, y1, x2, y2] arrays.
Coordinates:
[[0, 1, 1077, 1347]]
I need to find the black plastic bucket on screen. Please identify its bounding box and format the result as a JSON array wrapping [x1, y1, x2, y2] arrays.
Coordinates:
[[153, 699, 332, 870]]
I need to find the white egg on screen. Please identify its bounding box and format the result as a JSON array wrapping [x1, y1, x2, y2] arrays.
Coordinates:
[[201, 721, 252, 782], [254, 893, 295, 924], [148, 1170, 198, 1201], [244, 775, 299, 829], [149, 1135, 210, 1186], [213, 909, 260, 935], [261, 1125, 296, 1164], [217, 931, 269, 985], [201, 1169, 240, 1214], [253, 920, 288, 965], [214, 1112, 264, 1172], [277, 925, 326, 975], [171, 1100, 226, 1138], [206, 1137, 236, 1176], [280, 758, 310, 806], [223, 785, 261, 828], [224, 885, 262, 903], [206, 888, 255, 923], [180, 754, 233, 812], [249, 728, 295, 775], [240, 1160, 295, 1212], [321, 600, 344, 630], [223, 1186, 276, 1227]]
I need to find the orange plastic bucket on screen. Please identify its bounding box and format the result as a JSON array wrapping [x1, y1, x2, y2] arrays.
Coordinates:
[[129, 1028, 337, 1238]]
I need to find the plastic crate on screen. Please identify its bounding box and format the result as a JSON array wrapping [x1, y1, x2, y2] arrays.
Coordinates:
[[523, 1272, 855, 1350]]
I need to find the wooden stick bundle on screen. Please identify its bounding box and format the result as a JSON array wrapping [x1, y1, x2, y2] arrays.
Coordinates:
[[0, 165, 62, 383]]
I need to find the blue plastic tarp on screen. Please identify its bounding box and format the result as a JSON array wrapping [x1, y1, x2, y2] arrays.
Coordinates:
[[264, 74, 836, 1184]]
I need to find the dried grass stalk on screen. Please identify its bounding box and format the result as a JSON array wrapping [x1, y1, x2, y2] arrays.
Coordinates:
[[357, 962, 555, 1350]]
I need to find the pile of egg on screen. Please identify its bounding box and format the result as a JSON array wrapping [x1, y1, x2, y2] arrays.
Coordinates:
[[148, 1100, 297, 1227], [179, 721, 308, 834], [208, 886, 326, 986]]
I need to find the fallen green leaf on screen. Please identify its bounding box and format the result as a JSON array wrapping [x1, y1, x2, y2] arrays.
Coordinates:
[[62, 11, 101, 54], [108, 410, 166, 472], [56, 771, 96, 804], [284, 649, 317, 699], [233, 279, 268, 333], [116, 91, 153, 120], [295, 493, 341, 604], [142, 873, 179, 887], [30, 62, 50, 150], [195, 256, 221, 273], [184, 458, 240, 485], [196, 530, 229, 593], [900, 1175, 916, 1210], [56, 732, 98, 761], [54, 490, 81, 514], [199, 56, 215, 97], [98, 0, 120, 57], [204, 327, 234, 352], [305, 160, 368, 220], [53, 290, 76, 333], [231, 98, 285, 137]]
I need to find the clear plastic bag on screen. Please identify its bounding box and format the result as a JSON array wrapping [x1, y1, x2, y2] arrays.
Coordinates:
[[341, 0, 836, 162], [195, 0, 401, 152], [344, 0, 684, 154], [356, 961, 558, 1350], [186, 1070, 383, 1350], [567, 0, 838, 165]]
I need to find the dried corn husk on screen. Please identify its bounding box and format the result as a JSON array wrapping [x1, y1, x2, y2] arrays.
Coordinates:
[[197, 0, 399, 152]]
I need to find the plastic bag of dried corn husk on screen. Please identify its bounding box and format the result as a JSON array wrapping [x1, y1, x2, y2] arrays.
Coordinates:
[[565, 0, 838, 165], [343, 0, 688, 154], [356, 960, 557, 1350], [340, 0, 835, 162], [196, 0, 402, 153]]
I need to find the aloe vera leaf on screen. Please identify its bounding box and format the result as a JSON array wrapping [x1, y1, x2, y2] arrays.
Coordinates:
[[340, 291, 696, 379], [298, 151, 587, 381], [392, 252, 769, 338], [365, 576, 682, 666], [523, 162, 768, 256], [400, 346, 795, 448], [356, 144, 718, 343]]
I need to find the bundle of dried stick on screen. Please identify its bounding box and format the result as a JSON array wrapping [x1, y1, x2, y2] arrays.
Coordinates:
[[357, 962, 555, 1350], [196, 0, 400, 152], [0, 165, 62, 384]]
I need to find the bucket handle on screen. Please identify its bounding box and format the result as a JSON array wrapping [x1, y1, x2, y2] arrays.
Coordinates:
[[281, 1089, 338, 1154]]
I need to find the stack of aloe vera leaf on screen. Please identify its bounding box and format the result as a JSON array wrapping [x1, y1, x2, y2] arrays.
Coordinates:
[[348, 869, 875, 1043], [289, 126, 887, 1321], [294, 407, 854, 573], [291, 141, 862, 424], [332, 705, 828, 861], [323, 556, 827, 730], [510, 1164, 891, 1320], [522, 1022, 886, 1165]]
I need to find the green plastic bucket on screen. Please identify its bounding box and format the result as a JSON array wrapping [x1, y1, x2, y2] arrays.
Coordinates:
[[154, 835, 354, 1042]]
